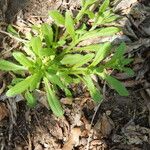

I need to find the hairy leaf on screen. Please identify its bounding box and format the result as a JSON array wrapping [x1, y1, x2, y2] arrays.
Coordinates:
[[65, 11, 75, 39], [49, 10, 65, 26], [13, 52, 34, 68], [99, 0, 110, 14], [25, 91, 37, 108], [0, 59, 26, 71], [83, 75, 102, 102], [91, 42, 111, 66], [105, 75, 129, 96], [44, 77, 64, 117], [6, 75, 35, 97], [30, 37, 42, 56], [41, 23, 53, 46], [79, 27, 120, 41]]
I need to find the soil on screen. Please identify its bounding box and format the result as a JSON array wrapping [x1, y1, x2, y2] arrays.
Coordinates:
[[0, 0, 150, 150]]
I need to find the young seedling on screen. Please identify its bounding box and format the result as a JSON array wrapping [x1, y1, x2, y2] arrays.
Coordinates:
[[0, 0, 133, 117]]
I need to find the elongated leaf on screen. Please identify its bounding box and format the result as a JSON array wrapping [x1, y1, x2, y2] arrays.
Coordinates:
[[7, 25, 19, 37], [30, 72, 42, 91], [6, 75, 35, 97], [74, 53, 94, 67], [114, 42, 126, 58], [60, 54, 83, 65], [65, 11, 75, 39], [85, 0, 97, 7], [105, 42, 126, 67], [49, 10, 65, 26], [30, 37, 42, 56], [13, 52, 34, 68], [90, 42, 111, 66], [105, 75, 129, 96], [46, 72, 72, 97], [83, 76, 102, 102], [99, 0, 110, 14], [44, 77, 64, 117], [41, 23, 53, 46], [79, 27, 120, 41], [0, 59, 26, 71], [25, 91, 37, 108], [39, 48, 55, 57]]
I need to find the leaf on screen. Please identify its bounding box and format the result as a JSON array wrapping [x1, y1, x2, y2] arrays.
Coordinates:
[[6, 75, 35, 97], [60, 54, 83, 65], [84, 0, 97, 7], [49, 10, 65, 26], [83, 75, 102, 102], [65, 11, 75, 39], [44, 77, 64, 117], [7, 25, 19, 37], [39, 48, 55, 57], [12, 52, 34, 68], [79, 27, 120, 41], [25, 91, 37, 108], [114, 42, 126, 58], [105, 42, 126, 67], [90, 42, 111, 66], [122, 67, 134, 76], [105, 75, 129, 96], [0, 59, 26, 71], [99, 0, 110, 14], [74, 53, 94, 67], [46, 72, 72, 97], [41, 23, 53, 47], [30, 72, 42, 91], [85, 10, 95, 19], [30, 37, 42, 56]]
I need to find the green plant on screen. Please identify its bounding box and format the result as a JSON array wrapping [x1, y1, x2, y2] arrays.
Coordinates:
[[0, 0, 133, 117]]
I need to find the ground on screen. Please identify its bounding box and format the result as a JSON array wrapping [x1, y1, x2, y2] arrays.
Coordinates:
[[0, 0, 150, 149]]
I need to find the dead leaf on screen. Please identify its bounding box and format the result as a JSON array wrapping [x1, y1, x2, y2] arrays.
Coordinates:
[[62, 128, 81, 150], [0, 102, 8, 121], [94, 113, 114, 137]]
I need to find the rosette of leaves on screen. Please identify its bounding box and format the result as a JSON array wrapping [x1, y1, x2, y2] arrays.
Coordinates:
[[0, 0, 133, 117]]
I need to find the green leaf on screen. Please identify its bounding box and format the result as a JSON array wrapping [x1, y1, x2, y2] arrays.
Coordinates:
[[60, 54, 83, 65], [13, 52, 34, 68], [49, 10, 65, 26], [85, 0, 97, 7], [46, 72, 72, 97], [105, 42, 126, 67], [90, 42, 111, 66], [99, 0, 110, 14], [105, 75, 129, 96], [25, 91, 37, 108], [65, 11, 75, 39], [79, 27, 120, 41], [41, 23, 53, 46], [7, 25, 19, 37], [39, 48, 55, 57], [114, 42, 126, 58], [30, 72, 42, 91], [6, 75, 35, 97], [44, 77, 64, 117], [30, 37, 42, 56], [83, 75, 102, 102], [122, 67, 134, 76], [0, 59, 26, 71], [85, 10, 95, 19], [74, 53, 94, 67]]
